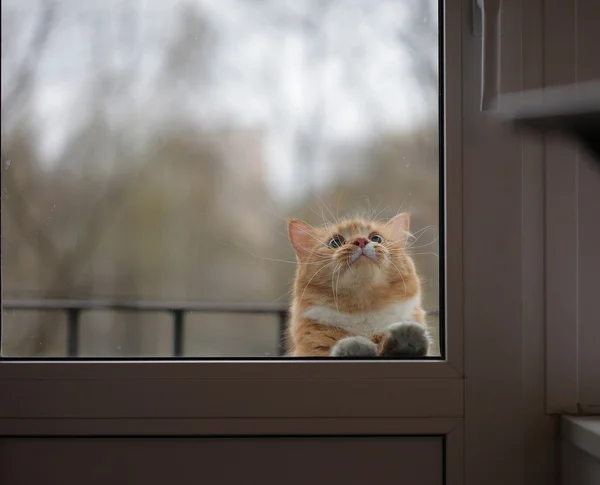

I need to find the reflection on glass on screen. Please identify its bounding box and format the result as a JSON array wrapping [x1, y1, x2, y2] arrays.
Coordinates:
[[1, 0, 440, 358]]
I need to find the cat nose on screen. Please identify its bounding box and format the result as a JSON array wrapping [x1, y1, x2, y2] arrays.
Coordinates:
[[352, 237, 369, 249]]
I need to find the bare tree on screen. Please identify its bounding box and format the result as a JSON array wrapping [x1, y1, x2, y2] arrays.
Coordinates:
[[1, 1, 56, 126], [2, 1, 154, 354]]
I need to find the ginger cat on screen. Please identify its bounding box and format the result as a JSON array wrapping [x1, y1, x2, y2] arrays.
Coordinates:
[[286, 212, 430, 357]]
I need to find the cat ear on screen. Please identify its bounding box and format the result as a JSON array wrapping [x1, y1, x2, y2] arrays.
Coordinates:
[[387, 212, 411, 247], [287, 218, 314, 260]]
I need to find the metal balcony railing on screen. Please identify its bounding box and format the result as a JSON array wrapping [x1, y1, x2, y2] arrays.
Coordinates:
[[2, 300, 439, 357]]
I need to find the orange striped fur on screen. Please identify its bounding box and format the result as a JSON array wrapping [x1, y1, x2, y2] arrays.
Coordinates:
[[286, 213, 428, 357]]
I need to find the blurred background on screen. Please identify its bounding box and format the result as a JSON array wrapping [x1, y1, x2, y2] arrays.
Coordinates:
[[1, 0, 440, 357]]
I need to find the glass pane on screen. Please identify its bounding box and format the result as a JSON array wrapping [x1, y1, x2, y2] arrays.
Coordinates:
[[1, 0, 441, 359], [78, 311, 174, 357]]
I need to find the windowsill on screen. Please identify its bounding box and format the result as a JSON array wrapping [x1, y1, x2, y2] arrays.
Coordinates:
[[561, 415, 600, 461]]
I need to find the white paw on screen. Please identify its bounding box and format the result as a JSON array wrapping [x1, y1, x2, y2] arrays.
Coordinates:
[[331, 336, 378, 357], [387, 321, 430, 356]]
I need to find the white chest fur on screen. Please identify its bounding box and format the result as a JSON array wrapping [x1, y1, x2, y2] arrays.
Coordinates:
[[303, 297, 420, 335]]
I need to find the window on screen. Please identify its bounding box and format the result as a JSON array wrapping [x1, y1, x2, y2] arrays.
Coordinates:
[[1, 1, 565, 482], [1, 0, 442, 359]]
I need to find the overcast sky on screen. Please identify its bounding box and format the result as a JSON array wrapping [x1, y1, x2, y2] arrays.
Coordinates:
[[2, 0, 438, 199]]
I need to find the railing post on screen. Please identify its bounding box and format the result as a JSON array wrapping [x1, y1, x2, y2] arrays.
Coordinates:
[[277, 311, 288, 356], [172, 310, 184, 357], [66, 309, 81, 357]]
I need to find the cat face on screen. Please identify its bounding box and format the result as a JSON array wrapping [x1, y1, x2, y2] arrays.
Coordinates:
[[288, 213, 420, 311]]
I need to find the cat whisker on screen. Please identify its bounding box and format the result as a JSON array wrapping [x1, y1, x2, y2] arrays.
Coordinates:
[[406, 237, 440, 251], [386, 256, 408, 297], [336, 264, 344, 312], [407, 227, 439, 246], [331, 263, 343, 313], [335, 192, 343, 224], [372, 204, 391, 221], [384, 238, 439, 254], [269, 287, 295, 303], [299, 260, 339, 304], [316, 197, 341, 226], [393, 196, 410, 219], [409, 224, 437, 235], [382, 229, 439, 252], [293, 224, 337, 249], [308, 205, 332, 227], [266, 212, 333, 248], [345, 256, 356, 274], [409, 252, 440, 261]]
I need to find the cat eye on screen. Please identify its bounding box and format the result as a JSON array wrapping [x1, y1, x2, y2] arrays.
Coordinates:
[[370, 234, 384, 244], [328, 235, 345, 248]]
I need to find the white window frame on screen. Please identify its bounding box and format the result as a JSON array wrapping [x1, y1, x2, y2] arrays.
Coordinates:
[[0, 1, 560, 483]]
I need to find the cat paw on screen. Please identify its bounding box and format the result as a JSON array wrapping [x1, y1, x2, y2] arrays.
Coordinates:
[[331, 336, 378, 357], [383, 321, 430, 357]]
